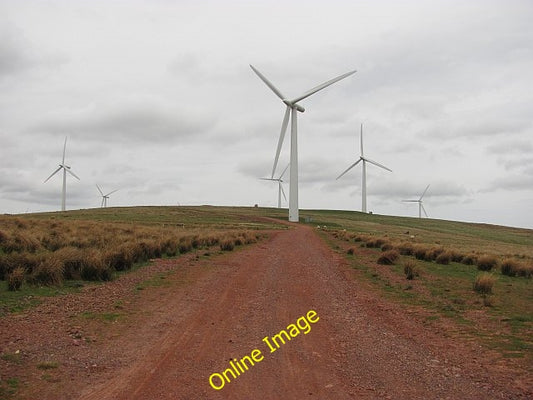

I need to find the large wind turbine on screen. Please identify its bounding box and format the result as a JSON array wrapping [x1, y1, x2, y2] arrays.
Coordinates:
[[260, 164, 289, 208], [336, 124, 392, 213], [96, 185, 118, 208], [403, 184, 430, 218], [44, 137, 80, 211], [250, 65, 356, 222]]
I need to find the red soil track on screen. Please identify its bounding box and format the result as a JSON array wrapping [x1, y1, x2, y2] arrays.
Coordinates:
[[2, 223, 531, 399]]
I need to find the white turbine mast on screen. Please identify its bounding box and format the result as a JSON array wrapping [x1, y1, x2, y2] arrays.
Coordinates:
[[403, 184, 430, 218], [44, 137, 80, 211], [96, 185, 118, 208], [336, 123, 392, 213], [250, 65, 356, 222], [260, 163, 289, 208]]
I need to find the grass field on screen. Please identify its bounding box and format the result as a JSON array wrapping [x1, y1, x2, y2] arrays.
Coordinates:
[[0, 206, 279, 316], [1, 205, 531, 364], [293, 208, 532, 363]]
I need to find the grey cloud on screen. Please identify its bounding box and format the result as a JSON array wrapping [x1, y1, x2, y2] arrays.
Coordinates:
[[0, 27, 32, 78], [482, 173, 533, 193], [486, 141, 533, 155], [32, 103, 217, 144]]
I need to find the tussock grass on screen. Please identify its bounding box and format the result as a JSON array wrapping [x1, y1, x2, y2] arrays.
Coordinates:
[[435, 251, 452, 265], [461, 253, 477, 265], [476, 255, 498, 271], [377, 250, 399, 265], [473, 273, 496, 295], [414, 245, 429, 260], [403, 260, 419, 280], [0, 213, 266, 288], [219, 240, 235, 251], [7, 267, 25, 291], [397, 242, 415, 256], [501, 258, 521, 277], [381, 242, 394, 251]]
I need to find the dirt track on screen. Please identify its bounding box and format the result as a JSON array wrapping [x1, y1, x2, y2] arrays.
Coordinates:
[[2, 223, 531, 399]]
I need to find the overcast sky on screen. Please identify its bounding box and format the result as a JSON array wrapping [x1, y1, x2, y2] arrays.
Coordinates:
[[1, 0, 532, 228]]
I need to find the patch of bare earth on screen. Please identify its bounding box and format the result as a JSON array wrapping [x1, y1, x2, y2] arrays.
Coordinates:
[[1, 224, 531, 399]]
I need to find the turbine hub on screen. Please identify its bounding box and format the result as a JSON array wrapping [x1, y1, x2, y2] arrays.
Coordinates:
[[282, 99, 305, 113]]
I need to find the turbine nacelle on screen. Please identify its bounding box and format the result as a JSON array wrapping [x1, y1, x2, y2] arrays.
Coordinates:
[[283, 100, 305, 112]]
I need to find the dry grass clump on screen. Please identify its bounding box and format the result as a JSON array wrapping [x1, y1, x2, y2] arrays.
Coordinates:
[[476, 255, 498, 271], [0, 253, 40, 280], [518, 264, 533, 278], [365, 237, 387, 249], [435, 251, 452, 265], [346, 247, 356, 255], [7, 267, 25, 291], [219, 239, 235, 251], [377, 250, 399, 265], [414, 245, 429, 260], [500, 258, 520, 277], [424, 246, 445, 262], [473, 273, 496, 295], [449, 251, 465, 263], [397, 242, 414, 256], [28, 257, 64, 286], [403, 260, 419, 280], [80, 250, 112, 281], [500, 258, 533, 278], [461, 253, 477, 265], [352, 235, 366, 243], [381, 242, 394, 251]]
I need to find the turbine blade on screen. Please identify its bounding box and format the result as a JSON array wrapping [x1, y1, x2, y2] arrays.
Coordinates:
[[421, 203, 428, 217], [272, 106, 290, 178], [260, 178, 276, 181], [291, 69, 356, 104], [249, 65, 285, 100], [336, 158, 362, 180], [364, 158, 392, 172], [106, 189, 119, 196], [280, 183, 287, 202], [62, 137, 67, 165], [66, 168, 80, 180], [360, 123, 364, 157], [279, 163, 290, 180], [402, 200, 419, 203], [96, 184, 104, 196], [420, 184, 430, 200], [44, 166, 62, 183]]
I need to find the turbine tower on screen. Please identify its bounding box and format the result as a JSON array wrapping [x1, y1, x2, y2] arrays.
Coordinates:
[[96, 185, 118, 208], [44, 137, 80, 211], [336, 124, 392, 213], [260, 164, 289, 208], [403, 184, 430, 218], [250, 65, 356, 222]]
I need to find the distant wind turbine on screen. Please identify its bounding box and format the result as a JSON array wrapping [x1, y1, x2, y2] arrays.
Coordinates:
[[403, 184, 430, 218], [250, 64, 356, 222], [336, 123, 392, 213], [44, 137, 80, 211], [260, 164, 289, 208], [96, 185, 118, 208]]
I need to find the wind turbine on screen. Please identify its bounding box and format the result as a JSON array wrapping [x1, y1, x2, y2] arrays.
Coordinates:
[[44, 137, 80, 211], [96, 185, 118, 208], [250, 65, 356, 222], [260, 164, 289, 208], [336, 123, 392, 213], [403, 184, 430, 218]]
